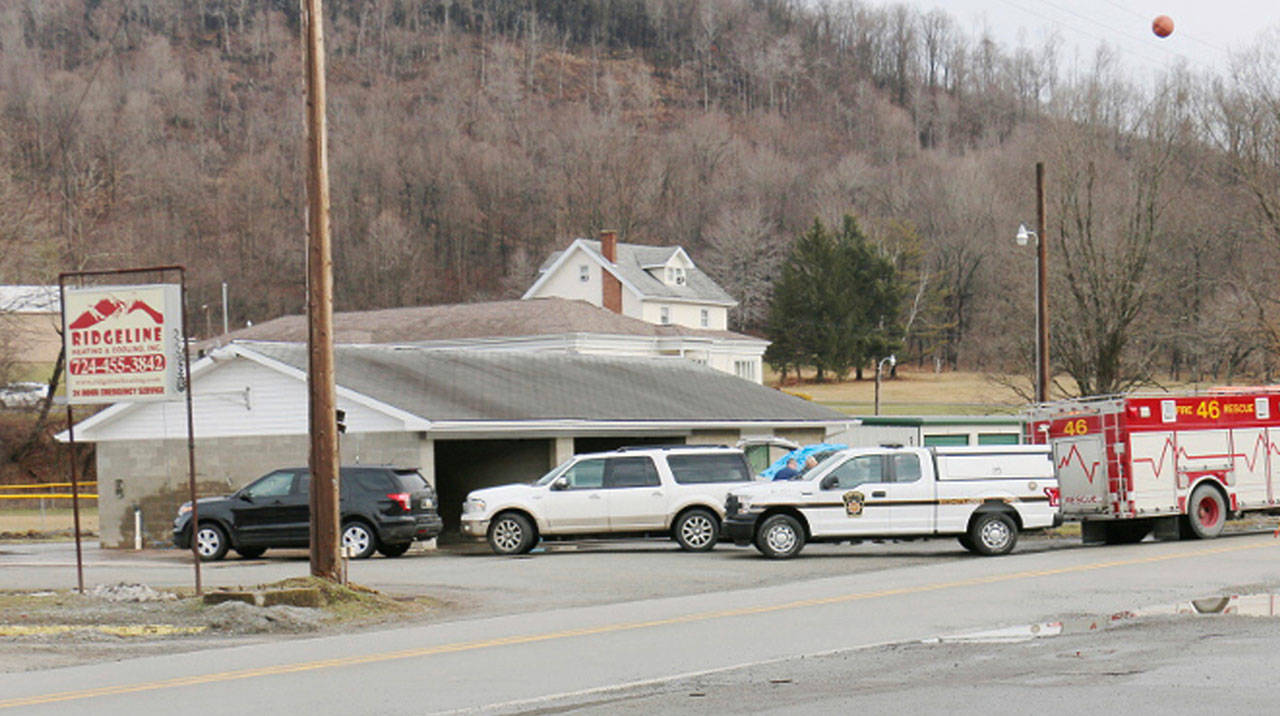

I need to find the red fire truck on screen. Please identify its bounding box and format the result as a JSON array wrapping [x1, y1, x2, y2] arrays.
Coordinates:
[[1026, 389, 1280, 544]]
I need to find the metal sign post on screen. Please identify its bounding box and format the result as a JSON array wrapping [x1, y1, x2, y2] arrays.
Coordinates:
[[58, 266, 201, 595]]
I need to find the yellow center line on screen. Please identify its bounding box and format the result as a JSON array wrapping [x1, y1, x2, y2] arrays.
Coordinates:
[[2, 538, 1274, 709]]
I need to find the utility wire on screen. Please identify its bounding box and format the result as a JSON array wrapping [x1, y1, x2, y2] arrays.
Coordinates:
[[991, 0, 1170, 73], [1034, 0, 1199, 64], [1094, 0, 1231, 55]]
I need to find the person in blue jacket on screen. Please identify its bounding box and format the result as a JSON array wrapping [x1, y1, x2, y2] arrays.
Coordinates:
[[773, 458, 801, 480]]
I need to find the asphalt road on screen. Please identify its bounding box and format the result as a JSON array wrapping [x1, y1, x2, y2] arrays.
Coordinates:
[[1, 532, 1279, 714], [0, 534, 1081, 617]]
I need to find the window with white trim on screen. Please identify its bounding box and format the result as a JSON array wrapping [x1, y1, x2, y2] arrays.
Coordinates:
[[579, 265, 590, 282], [665, 266, 686, 286], [734, 360, 756, 381], [659, 306, 670, 324], [700, 309, 709, 328]]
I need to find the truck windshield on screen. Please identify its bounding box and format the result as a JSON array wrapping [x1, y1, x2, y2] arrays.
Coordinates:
[[533, 461, 572, 486], [799, 452, 844, 479]]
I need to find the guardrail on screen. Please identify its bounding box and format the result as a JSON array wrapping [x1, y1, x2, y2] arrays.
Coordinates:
[[0, 483, 99, 500]]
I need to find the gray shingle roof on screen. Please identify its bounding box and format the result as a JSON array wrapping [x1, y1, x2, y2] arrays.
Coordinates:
[[545, 240, 737, 305], [245, 342, 842, 423], [207, 298, 756, 348]]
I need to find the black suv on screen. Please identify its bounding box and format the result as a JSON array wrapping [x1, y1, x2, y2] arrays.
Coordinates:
[[173, 466, 443, 561]]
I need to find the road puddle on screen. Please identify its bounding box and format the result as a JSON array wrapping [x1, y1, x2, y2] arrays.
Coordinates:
[[923, 593, 1280, 644]]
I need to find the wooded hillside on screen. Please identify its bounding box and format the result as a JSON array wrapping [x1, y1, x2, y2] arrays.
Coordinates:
[[3, 0, 1279, 393]]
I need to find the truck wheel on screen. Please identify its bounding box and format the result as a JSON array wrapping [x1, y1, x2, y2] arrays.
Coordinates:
[[488, 512, 536, 555], [755, 514, 805, 559], [968, 512, 1017, 556], [1186, 484, 1226, 539], [673, 508, 719, 552]]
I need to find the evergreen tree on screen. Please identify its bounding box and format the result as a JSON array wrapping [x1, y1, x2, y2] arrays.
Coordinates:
[[765, 216, 903, 381]]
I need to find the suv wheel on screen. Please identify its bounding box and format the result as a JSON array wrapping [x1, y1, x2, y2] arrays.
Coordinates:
[[378, 542, 412, 558], [673, 508, 719, 552], [488, 512, 536, 555], [755, 514, 805, 559], [341, 521, 378, 559], [194, 523, 229, 562]]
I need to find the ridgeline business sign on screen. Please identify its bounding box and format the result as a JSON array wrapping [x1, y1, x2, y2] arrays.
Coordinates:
[[63, 284, 186, 404]]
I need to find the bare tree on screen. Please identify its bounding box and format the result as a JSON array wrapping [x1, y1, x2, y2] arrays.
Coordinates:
[[703, 202, 781, 332]]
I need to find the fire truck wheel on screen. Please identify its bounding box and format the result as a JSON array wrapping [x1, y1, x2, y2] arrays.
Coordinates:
[[968, 512, 1018, 556], [1186, 485, 1226, 539]]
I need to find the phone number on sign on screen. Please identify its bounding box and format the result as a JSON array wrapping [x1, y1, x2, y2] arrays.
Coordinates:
[[69, 354, 167, 375]]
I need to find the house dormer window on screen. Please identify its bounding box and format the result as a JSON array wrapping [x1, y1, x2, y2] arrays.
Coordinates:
[[665, 267, 686, 286], [579, 265, 590, 282]]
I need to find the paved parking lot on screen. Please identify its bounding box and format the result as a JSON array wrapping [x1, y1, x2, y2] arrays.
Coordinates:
[[0, 533, 1083, 618]]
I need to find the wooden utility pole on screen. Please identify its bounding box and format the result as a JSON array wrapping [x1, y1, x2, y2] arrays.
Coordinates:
[[1035, 162, 1050, 403], [303, 0, 340, 581]]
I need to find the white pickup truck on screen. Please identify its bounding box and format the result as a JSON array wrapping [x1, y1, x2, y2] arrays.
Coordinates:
[[723, 445, 1060, 558]]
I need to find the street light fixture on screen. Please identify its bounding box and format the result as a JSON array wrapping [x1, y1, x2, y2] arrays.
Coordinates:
[[1016, 223, 1034, 246], [875, 354, 896, 416]]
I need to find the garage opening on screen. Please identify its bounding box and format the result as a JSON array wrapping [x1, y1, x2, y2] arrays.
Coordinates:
[[434, 439, 552, 540]]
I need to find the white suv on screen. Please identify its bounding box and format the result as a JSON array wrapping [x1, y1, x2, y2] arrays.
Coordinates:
[[460, 445, 758, 555]]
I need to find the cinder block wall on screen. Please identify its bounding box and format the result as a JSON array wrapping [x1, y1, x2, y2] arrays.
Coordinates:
[[95, 432, 422, 548]]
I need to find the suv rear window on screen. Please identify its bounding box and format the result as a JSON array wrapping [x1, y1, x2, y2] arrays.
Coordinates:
[[667, 453, 752, 484], [393, 469, 431, 492], [343, 468, 396, 494]]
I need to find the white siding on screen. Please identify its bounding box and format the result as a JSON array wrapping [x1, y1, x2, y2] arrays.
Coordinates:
[[81, 357, 405, 441], [620, 286, 642, 319], [531, 248, 604, 307], [640, 301, 726, 330]]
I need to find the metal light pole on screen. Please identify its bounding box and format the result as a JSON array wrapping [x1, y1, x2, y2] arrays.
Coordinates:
[[875, 354, 896, 415], [1017, 162, 1050, 403]]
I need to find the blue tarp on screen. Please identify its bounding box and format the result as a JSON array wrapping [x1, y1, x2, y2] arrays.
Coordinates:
[[759, 443, 848, 480]]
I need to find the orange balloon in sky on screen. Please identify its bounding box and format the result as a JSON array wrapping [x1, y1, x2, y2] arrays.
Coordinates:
[[1153, 15, 1174, 38]]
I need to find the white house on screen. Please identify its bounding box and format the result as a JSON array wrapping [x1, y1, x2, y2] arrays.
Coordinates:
[[522, 231, 738, 334]]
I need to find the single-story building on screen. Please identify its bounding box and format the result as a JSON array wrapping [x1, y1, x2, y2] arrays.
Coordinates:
[[204, 297, 768, 384], [850, 415, 1025, 448], [66, 341, 853, 548]]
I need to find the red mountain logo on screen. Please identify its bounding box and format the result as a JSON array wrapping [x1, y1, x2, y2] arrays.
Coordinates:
[[69, 297, 164, 330]]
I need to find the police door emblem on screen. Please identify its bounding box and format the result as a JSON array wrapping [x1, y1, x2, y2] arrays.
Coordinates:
[[843, 490, 865, 517]]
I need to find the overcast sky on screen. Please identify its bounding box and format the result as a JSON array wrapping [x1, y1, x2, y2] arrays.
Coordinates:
[[860, 0, 1278, 77]]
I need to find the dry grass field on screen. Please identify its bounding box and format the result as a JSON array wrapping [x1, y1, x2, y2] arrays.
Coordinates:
[[0, 507, 98, 537], [773, 367, 1031, 416]]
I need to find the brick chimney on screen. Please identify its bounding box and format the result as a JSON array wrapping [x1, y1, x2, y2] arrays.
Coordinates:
[[600, 229, 618, 262], [600, 229, 622, 314]]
